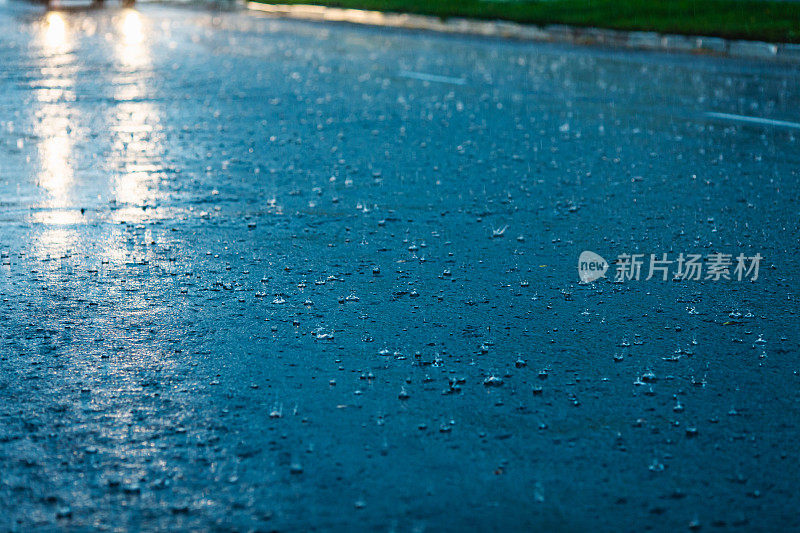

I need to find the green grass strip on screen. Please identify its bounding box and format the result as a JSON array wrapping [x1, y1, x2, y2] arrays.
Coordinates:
[[252, 0, 800, 43]]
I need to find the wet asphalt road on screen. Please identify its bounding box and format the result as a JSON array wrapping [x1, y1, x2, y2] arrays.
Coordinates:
[[1, 1, 800, 531]]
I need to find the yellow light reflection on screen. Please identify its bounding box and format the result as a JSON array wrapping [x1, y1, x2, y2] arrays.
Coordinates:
[[113, 11, 151, 98], [110, 101, 162, 214], [31, 10, 82, 253], [37, 12, 75, 102], [31, 210, 84, 226], [37, 116, 73, 198], [35, 11, 76, 211], [121, 10, 144, 45], [44, 12, 67, 52], [108, 9, 163, 227]]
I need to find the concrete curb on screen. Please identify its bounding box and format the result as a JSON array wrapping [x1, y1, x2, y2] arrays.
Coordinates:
[[246, 2, 800, 63]]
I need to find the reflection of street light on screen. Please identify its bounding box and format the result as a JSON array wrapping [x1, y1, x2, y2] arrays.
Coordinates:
[[32, 11, 79, 230], [121, 10, 143, 45], [44, 12, 67, 52], [116, 10, 149, 74], [109, 10, 162, 223], [36, 12, 75, 213], [39, 124, 72, 197]]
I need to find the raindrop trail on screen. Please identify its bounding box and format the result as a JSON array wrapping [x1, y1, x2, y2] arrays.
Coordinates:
[[398, 70, 466, 85], [704, 111, 800, 130]]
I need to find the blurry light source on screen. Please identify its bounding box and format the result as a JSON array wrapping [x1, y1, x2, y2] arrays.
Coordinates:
[[121, 10, 143, 45], [39, 126, 72, 197], [44, 12, 67, 51]]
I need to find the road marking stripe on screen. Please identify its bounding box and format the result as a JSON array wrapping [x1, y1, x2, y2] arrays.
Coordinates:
[[705, 111, 800, 130], [398, 70, 466, 85]]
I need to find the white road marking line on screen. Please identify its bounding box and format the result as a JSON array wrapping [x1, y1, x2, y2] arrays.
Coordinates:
[[705, 111, 800, 130], [398, 70, 466, 85]]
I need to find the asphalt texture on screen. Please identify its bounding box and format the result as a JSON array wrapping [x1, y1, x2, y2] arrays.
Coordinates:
[[0, 1, 799, 531]]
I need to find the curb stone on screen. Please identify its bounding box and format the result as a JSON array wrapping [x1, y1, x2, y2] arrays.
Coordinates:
[[246, 2, 800, 63], [697, 37, 728, 54], [627, 31, 661, 50], [662, 35, 697, 53], [728, 40, 778, 59], [780, 43, 800, 60]]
